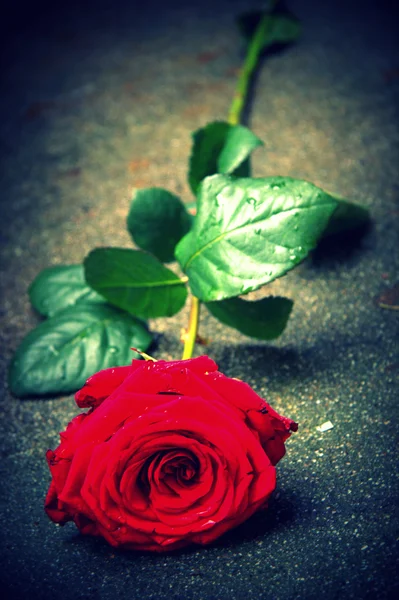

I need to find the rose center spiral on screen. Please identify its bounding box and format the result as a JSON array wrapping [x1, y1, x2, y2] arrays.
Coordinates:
[[163, 455, 197, 483], [140, 449, 200, 496]]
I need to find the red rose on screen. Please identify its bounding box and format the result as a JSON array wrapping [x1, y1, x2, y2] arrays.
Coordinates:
[[45, 356, 297, 552]]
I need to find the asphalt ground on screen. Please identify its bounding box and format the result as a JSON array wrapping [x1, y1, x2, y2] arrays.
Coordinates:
[[0, 1, 398, 598]]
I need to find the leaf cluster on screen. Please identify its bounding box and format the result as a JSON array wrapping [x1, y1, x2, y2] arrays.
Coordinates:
[[9, 120, 368, 397], [8, 7, 369, 397]]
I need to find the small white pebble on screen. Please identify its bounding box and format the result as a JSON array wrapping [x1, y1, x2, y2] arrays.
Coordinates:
[[316, 421, 334, 432]]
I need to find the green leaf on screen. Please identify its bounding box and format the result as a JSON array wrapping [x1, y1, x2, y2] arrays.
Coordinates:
[[237, 10, 301, 50], [127, 188, 193, 263], [84, 248, 187, 319], [8, 304, 152, 398], [218, 125, 264, 174], [175, 174, 338, 302], [206, 296, 293, 340], [323, 197, 370, 238], [29, 264, 104, 317], [188, 121, 263, 195]]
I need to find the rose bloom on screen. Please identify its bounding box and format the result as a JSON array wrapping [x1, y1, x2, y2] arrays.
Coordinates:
[[45, 356, 297, 552]]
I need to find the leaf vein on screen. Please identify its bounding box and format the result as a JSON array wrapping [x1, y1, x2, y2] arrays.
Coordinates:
[[185, 201, 335, 269]]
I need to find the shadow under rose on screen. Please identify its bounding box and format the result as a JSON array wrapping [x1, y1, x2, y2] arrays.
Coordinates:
[[209, 488, 299, 550], [63, 487, 303, 559]]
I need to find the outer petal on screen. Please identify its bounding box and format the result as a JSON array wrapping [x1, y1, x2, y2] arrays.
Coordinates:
[[74, 356, 218, 410], [75, 365, 134, 409], [45, 449, 74, 524], [200, 369, 298, 465]]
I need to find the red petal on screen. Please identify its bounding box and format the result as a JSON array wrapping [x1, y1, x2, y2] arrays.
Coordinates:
[[75, 365, 133, 409]]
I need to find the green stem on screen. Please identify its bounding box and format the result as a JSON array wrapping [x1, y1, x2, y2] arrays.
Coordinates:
[[182, 7, 272, 360], [182, 295, 201, 359], [227, 11, 271, 126]]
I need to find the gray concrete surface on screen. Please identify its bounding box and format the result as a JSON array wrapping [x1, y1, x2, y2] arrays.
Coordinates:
[[0, 1, 398, 598]]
